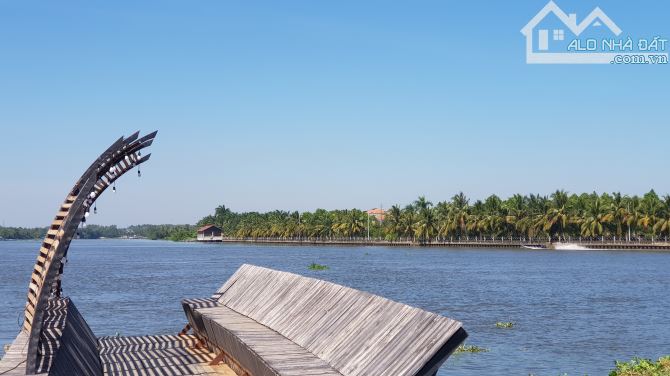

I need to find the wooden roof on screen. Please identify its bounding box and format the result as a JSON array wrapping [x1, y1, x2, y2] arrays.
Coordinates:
[[197, 224, 221, 233]]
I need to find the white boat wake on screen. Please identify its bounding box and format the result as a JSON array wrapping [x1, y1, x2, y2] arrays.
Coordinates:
[[553, 243, 604, 251]]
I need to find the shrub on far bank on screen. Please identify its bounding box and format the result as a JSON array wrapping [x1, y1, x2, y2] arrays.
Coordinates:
[[609, 356, 670, 376]]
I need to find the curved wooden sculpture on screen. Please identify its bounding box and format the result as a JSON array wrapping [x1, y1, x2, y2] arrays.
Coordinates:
[[23, 131, 157, 374]]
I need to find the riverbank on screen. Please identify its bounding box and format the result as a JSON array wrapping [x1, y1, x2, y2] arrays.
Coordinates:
[[6, 237, 669, 251], [214, 238, 670, 250]]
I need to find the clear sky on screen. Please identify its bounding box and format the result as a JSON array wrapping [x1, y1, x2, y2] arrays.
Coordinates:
[[1, 0, 668, 227]]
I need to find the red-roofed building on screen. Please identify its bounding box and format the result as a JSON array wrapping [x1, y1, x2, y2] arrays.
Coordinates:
[[197, 224, 223, 242], [366, 208, 386, 221]]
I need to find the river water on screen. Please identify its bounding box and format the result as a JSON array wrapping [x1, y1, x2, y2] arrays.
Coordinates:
[[1, 239, 669, 375]]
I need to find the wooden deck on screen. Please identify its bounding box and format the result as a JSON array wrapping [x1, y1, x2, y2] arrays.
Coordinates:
[[0, 332, 28, 376], [199, 306, 342, 376], [183, 264, 467, 376], [0, 333, 235, 376], [100, 335, 234, 376]]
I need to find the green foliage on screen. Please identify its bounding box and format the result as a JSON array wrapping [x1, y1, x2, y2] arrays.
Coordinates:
[[308, 262, 329, 271], [197, 205, 378, 240], [0, 224, 196, 242], [495, 321, 514, 328], [609, 356, 670, 376], [127, 224, 196, 241], [455, 344, 489, 353], [0, 226, 45, 240], [78, 225, 124, 239], [5, 189, 669, 245], [197, 190, 670, 243]]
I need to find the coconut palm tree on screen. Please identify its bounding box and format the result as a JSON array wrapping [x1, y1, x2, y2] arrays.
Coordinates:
[[447, 193, 470, 238], [399, 206, 417, 240], [543, 206, 569, 241], [477, 213, 504, 239], [623, 196, 642, 241], [653, 195, 670, 240], [638, 193, 661, 239], [435, 201, 452, 240], [580, 198, 613, 238], [503, 194, 526, 237], [609, 192, 629, 240], [384, 205, 403, 239], [414, 208, 437, 243], [452, 192, 469, 210], [343, 209, 366, 238], [414, 196, 433, 212], [550, 190, 569, 208]]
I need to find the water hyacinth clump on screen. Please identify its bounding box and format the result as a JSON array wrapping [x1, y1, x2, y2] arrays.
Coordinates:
[[496, 321, 515, 328], [609, 356, 670, 376], [455, 344, 489, 353], [308, 262, 329, 271]]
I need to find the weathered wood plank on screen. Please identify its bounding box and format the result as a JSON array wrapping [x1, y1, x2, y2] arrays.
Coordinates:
[[193, 264, 467, 376], [199, 305, 342, 376], [99, 335, 226, 376]]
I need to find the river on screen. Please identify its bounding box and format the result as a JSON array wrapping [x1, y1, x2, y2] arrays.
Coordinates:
[[1, 239, 669, 375]]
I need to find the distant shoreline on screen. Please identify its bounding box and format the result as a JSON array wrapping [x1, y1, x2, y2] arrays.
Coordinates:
[[211, 238, 670, 251], [4, 237, 670, 251]]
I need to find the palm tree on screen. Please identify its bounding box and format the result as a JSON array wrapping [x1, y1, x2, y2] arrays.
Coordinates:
[[609, 192, 629, 240], [638, 194, 661, 239], [544, 191, 572, 241], [625, 196, 642, 241], [653, 195, 670, 240], [414, 208, 437, 243], [466, 213, 480, 237], [384, 205, 403, 239], [477, 214, 504, 239], [414, 196, 433, 212], [411, 196, 435, 242], [400, 205, 416, 240], [503, 194, 526, 238], [550, 190, 569, 208], [448, 193, 470, 238], [452, 192, 469, 210], [451, 207, 469, 238], [580, 198, 613, 238], [435, 201, 452, 240], [336, 210, 365, 238], [543, 206, 569, 241]]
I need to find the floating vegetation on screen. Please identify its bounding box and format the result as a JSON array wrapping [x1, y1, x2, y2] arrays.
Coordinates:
[[455, 344, 489, 353], [609, 356, 670, 376], [308, 262, 329, 271], [496, 321, 515, 328]]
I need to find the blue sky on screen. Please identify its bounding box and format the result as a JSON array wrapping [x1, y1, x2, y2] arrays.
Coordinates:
[[1, 0, 668, 227]]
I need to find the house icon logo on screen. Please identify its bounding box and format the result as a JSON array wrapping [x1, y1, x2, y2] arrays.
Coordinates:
[[521, 1, 668, 64]]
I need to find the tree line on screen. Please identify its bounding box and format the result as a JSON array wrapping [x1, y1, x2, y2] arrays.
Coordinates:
[[4, 190, 669, 243], [197, 190, 670, 243], [0, 224, 196, 241]]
